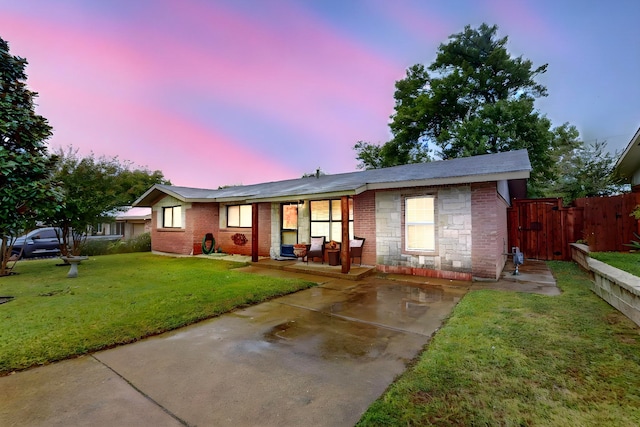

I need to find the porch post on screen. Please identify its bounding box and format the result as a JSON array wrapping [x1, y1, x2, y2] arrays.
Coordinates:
[[251, 203, 259, 262], [341, 196, 351, 274]]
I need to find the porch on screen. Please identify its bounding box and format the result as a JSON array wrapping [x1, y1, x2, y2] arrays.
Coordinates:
[[252, 257, 376, 281]]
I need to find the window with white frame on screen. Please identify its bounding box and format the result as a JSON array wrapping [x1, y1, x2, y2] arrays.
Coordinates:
[[405, 195, 435, 251], [163, 206, 183, 228], [310, 199, 353, 242], [227, 204, 252, 228]]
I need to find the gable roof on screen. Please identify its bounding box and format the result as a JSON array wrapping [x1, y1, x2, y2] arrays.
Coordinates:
[[614, 126, 640, 179], [134, 149, 531, 206]]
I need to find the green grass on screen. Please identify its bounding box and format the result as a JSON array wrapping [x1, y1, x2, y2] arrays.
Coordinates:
[[358, 261, 640, 426], [0, 253, 314, 374], [591, 251, 640, 277]]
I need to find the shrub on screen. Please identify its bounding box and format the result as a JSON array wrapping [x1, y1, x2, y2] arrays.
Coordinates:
[[128, 232, 151, 252], [78, 233, 151, 256], [79, 239, 112, 256]]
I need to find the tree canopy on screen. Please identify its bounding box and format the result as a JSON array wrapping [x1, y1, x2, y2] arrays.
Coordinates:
[[0, 37, 61, 274], [354, 23, 561, 193], [538, 124, 625, 202], [51, 147, 169, 256]]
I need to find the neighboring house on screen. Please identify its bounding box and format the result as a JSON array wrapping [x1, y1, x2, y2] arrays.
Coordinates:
[[93, 207, 151, 240], [614, 126, 640, 193], [114, 207, 152, 240], [133, 150, 531, 280]]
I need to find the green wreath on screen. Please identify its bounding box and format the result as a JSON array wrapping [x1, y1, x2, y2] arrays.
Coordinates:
[[202, 234, 216, 255]]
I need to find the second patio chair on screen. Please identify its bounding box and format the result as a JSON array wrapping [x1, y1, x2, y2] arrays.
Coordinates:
[[305, 236, 326, 263]]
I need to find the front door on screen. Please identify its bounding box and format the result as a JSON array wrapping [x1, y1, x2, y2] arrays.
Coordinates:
[[281, 203, 298, 245]]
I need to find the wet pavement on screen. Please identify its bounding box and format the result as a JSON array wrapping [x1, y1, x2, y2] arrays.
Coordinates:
[[471, 259, 560, 296], [0, 271, 467, 427]]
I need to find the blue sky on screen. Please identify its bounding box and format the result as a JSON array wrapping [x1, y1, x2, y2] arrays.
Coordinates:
[[1, 0, 638, 187]]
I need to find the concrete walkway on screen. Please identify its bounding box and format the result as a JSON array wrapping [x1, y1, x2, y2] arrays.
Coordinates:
[[0, 269, 468, 427], [471, 259, 560, 296]]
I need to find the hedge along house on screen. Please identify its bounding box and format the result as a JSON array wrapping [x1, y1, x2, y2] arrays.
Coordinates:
[[133, 149, 531, 280]]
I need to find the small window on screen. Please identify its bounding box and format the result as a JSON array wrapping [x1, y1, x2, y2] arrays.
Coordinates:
[[227, 205, 252, 228], [163, 206, 182, 228], [405, 196, 435, 251]]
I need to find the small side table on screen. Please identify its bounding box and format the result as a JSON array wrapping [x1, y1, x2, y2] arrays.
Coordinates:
[[327, 249, 340, 266]]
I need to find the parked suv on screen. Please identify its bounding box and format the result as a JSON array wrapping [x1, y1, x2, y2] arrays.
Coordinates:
[[11, 227, 62, 259]]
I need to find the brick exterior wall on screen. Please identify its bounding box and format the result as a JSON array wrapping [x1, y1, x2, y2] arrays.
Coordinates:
[[150, 182, 507, 279], [471, 182, 508, 279], [151, 198, 271, 257], [353, 191, 376, 266], [216, 203, 271, 256]]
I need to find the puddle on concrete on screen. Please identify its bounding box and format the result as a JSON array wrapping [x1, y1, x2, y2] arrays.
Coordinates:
[[262, 314, 393, 361], [235, 280, 465, 363], [327, 282, 462, 321]]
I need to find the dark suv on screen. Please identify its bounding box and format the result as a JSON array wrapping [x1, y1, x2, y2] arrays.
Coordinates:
[[11, 227, 62, 259]]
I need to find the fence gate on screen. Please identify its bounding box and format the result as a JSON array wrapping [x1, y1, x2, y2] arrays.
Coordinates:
[[507, 198, 577, 261]]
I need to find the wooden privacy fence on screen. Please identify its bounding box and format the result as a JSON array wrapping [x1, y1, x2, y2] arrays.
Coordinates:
[[574, 193, 640, 252], [508, 194, 640, 260]]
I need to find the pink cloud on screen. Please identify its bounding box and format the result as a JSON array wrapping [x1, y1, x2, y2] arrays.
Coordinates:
[[0, 1, 404, 183]]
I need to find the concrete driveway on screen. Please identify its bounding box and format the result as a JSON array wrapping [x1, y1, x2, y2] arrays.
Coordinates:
[[0, 268, 467, 427]]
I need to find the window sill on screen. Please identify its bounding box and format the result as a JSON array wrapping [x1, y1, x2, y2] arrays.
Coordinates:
[[402, 249, 439, 257], [158, 228, 185, 232]]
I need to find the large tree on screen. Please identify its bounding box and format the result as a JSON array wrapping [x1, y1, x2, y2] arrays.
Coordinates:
[[355, 23, 559, 193], [51, 147, 169, 256], [538, 124, 625, 203], [0, 37, 61, 275]]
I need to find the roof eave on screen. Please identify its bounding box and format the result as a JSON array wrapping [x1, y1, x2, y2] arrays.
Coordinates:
[[133, 185, 191, 207], [243, 189, 358, 203], [360, 170, 530, 192], [614, 126, 640, 178]]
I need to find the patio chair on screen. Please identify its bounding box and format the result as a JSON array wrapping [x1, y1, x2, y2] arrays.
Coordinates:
[[305, 236, 326, 264], [349, 237, 365, 265]]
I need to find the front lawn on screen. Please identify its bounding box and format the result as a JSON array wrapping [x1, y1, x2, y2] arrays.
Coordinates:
[[358, 261, 640, 426], [0, 253, 314, 374], [590, 251, 640, 277]]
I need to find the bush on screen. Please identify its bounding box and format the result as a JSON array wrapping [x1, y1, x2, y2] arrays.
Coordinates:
[[78, 233, 151, 256], [128, 232, 151, 252], [79, 239, 112, 256]]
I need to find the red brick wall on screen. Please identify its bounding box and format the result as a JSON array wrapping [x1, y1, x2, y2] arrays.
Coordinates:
[[151, 209, 190, 254], [471, 182, 506, 279], [186, 203, 219, 254], [216, 203, 271, 256], [353, 191, 376, 265], [151, 202, 218, 255], [151, 202, 271, 257]]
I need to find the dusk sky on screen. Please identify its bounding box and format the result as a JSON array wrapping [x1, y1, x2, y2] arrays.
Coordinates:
[[1, 0, 639, 188]]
